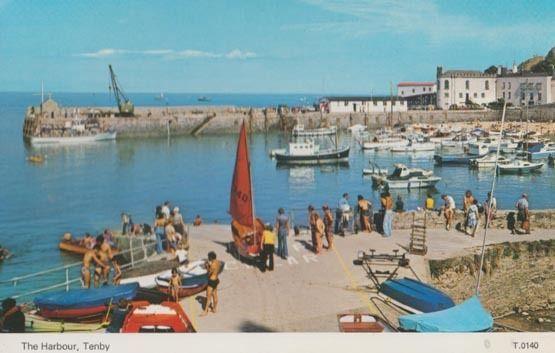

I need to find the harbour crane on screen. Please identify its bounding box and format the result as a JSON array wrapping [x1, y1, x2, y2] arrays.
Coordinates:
[[108, 64, 134, 116]]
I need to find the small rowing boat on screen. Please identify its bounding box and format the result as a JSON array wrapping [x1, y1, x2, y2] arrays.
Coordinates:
[[379, 277, 455, 314], [155, 260, 225, 298], [120, 301, 196, 333], [58, 239, 119, 256], [337, 313, 395, 332], [25, 313, 108, 332]]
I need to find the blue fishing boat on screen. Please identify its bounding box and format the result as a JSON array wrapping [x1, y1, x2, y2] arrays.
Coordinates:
[[398, 295, 493, 332], [379, 278, 455, 313], [35, 283, 139, 310]]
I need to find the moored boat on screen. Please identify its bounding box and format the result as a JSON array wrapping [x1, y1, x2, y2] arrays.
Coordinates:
[[29, 131, 117, 145], [274, 141, 350, 165], [433, 154, 473, 166], [390, 140, 435, 153], [497, 160, 544, 174], [59, 239, 118, 256], [528, 142, 555, 160], [361, 136, 408, 151], [371, 164, 441, 189], [469, 154, 512, 168], [292, 124, 337, 137], [120, 301, 196, 333]]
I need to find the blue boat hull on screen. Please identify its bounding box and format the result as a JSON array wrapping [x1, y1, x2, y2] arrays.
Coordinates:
[[380, 278, 455, 313], [34, 283, 139, 310]]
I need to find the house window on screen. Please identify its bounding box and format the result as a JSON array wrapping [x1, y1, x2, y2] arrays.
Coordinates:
[[412, 89, 415, 93], [444, 92, 449, 98], [344, 101, 348, 106], [502, 82, 506, 89], [459, 93, 463, 98], [539, 92, 542, 101], [481, 93, 485, 98], [392, 101, 396, 106], [536, 83, 542, 90], [530, 93, 534, 101], [429, 87, 432, 92], [422, 87, 425, 92], [401, 90, 404, 95], [444, 80, 449, 89], [485, 80, 489, 90], [508, 92, 511, 99], [521, 92, 525, 100], [508, 82, 511, 89], [473, 92, 477, 98], [465, 80, 470, 90], [502, 92, 506, 99], [373, 101, 377, 106]]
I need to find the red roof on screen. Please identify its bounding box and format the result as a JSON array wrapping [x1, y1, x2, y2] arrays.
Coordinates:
[[397, 82, 435, 87]]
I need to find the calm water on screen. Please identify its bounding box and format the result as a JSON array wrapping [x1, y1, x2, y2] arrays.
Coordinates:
[[0, 92, 554, 298]]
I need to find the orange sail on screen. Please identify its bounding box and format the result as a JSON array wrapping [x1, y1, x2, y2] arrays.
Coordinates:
[[229, 121, 254, 228]]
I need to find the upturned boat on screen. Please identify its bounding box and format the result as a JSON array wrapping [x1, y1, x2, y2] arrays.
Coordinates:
[[379, 277, 455, 314], [34, 283, 139, 321], [230, 122, 265, 259], [119, 301, 196, 333], [371, 164, 441, 189]]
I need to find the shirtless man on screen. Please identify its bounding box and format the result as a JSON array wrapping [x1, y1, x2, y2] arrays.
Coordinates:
[[95, 235, 114, 287], [200, 251, 221, 316], [82, 246, 108, 288]]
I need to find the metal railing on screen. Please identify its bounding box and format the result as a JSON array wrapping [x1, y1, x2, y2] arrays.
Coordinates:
[[1, 237, 157, 301]]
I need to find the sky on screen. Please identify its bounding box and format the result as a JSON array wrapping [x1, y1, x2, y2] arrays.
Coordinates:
[[0, 0, 554, 94]]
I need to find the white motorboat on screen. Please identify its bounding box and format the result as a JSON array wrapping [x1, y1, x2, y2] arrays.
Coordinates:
[[467, 142, 490, 156], [347, 124, 368, 135], [440, 134, 475, 149], [361, 136, 408, 150], [29, 131, 117, 145], [292, 124, 337, 137], [274, 139, 350, 165], [469, 154, 512, 168], [371, 163, 441, 189], [497, 160, 544, 174], [390, 140, 436, 152], [528, 142, 555, 160]]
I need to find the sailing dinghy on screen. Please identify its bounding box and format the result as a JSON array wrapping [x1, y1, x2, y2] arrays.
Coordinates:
[[229, 122, 265, 259]]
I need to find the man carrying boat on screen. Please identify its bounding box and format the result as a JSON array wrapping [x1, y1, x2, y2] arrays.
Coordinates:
[[200, 251, 221, 316]]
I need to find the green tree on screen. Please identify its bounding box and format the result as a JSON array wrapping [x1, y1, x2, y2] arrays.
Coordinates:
[[484, 65, 498, 74]]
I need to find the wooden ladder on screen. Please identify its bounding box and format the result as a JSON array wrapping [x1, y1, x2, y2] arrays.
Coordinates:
[[409, 211, 427, 255]]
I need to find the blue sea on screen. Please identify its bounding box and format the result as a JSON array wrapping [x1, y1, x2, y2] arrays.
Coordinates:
[[0, 92, 553, 299]]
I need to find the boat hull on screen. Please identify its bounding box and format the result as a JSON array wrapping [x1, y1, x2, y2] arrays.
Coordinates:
[[497, 163, 544, 174], [274, 147, 350, 165], [373, 176, 441, 189], [29, 132, 117, 145], [59, 240, 119, 256], [231, 218, 265, 258], [434, 155, 471, 166], [380, 278, 455, 313], [121, 301, 196, 333]]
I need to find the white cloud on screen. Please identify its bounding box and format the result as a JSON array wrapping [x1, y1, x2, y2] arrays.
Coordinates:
[[75, 48, 257, 60], [225, 49, 257, 59]]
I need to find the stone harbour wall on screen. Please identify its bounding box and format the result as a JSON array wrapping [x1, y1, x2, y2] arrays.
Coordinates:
[[84, 105, 555, 137], [391, 209, 555, 230], [429, 240, 554, 317]]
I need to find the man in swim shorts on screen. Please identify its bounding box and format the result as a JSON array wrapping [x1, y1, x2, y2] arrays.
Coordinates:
[[200, 251, 221, 316], [82, 246, 108, 288]]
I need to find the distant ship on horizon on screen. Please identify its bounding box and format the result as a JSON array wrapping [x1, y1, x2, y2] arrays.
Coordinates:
[[197, 96, 211, 102]]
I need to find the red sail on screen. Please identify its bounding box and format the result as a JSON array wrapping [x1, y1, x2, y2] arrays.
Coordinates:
[[229, 122, 254, 228]]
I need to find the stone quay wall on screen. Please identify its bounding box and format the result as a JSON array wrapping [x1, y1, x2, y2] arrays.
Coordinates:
[[391, 209, 555, 230], [429, 239, 554, 316], [84, 105, 555, 137]]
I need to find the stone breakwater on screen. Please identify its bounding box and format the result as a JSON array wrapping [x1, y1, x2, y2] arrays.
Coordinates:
[[77, 105, 555, 137], [392, 209, 554, 230], [429, 240, 554, 320]]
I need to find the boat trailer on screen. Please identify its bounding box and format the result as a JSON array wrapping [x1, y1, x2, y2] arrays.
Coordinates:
[[353, 249, 420, 290]]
